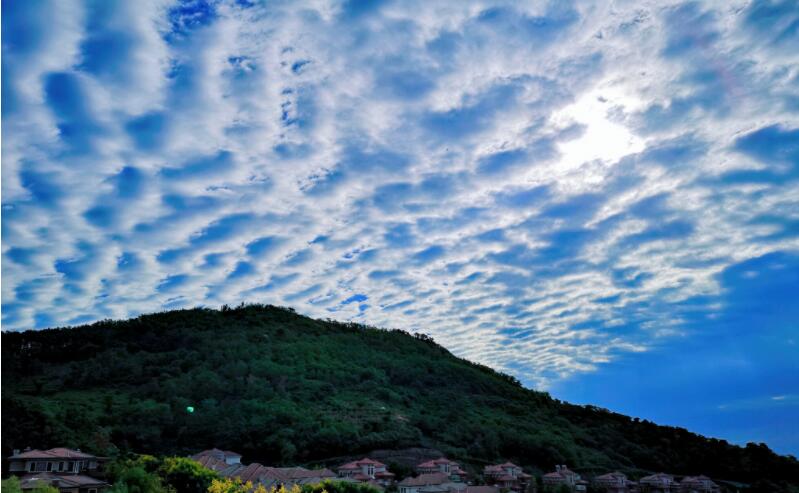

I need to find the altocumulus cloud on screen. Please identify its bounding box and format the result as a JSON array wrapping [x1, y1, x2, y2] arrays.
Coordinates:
[[2, 0, 799, 415]]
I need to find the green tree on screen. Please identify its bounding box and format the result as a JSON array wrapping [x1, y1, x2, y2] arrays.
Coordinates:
[[109, 464, 169, 493], [2, 478, 58, 493], [2, 477, 22, 493], [301, 481, 382, 493], [159, 457, 218, 493]]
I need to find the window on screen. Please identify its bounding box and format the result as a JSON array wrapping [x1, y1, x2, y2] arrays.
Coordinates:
[[28, 462, 35, 472], [47, 462, 53, 472], [36, 462, 47, 472], [89, 489, 97, 493]]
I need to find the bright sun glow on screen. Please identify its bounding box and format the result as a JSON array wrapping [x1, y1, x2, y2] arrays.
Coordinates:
[[554, 89, 646, 171]]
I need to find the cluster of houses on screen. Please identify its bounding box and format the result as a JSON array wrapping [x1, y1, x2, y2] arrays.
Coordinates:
[[3, 447, 727, 493], [541, 467, 722, 493], [190, 450, 723, 493]]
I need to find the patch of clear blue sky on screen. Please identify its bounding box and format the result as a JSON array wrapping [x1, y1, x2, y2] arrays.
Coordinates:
[[550, 251, 799, 456]]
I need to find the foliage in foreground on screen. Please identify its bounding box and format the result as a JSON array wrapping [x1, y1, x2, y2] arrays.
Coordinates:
[[2, 304, 798, 486], [209, 478, 381, 493], [2, 477, 58, 493], [108, 455, 223, 493], [107, 458, 382, 493]]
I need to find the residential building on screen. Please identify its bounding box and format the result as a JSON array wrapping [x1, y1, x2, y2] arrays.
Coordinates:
[[337, 458, 395, 486], [18, 473, 109, 493], [483, 462, 532, 492], [190, 450, 335, 489], [679, 476, 720, 493], [542, 465, 587, 492], [191, 454, 229, 472], [191, 449, 242, 467], [593, 472, 638, 493], [398, 473, 467, 493], [8, 448, 107, 477], [639, 474, 676, 493], [416, 459, 467, 481]]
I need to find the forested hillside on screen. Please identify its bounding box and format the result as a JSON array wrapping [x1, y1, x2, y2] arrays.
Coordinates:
[[2, 305, 797, 487]]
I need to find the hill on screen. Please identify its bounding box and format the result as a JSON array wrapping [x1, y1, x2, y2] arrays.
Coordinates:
[[2, 304, 797, 486]]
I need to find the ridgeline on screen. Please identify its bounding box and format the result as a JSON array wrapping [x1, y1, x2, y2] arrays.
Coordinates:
[[2, 305, 797, 486]]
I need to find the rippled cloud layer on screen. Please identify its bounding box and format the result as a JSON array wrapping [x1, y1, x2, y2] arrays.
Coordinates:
[[3, 0, 798, 401]]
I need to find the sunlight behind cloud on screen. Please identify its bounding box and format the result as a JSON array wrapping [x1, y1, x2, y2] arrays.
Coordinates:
[[2, 0, 798, 408], [554, 88, 645, 172]]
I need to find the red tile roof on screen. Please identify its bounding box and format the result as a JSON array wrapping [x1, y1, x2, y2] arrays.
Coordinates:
[[639, 473, 675, 486], [544, 466, 579, 481], [357, 458, 386, 466], [19, 473, 107, 489], [399, 473, 450, 487], [681, 475, 718, 487], [231, 463, 273, 483], [597, 472, 626, 478], [193, 455, 229, 471], [283, 468, 337, 480], [10, 448, 96, 460], [338, 458, 387, 470], [193, 449, 241, 460], [417, 458, 457, 468]]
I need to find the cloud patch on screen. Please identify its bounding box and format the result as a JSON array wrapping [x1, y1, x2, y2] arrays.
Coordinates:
[[3, 0, 799, 453]]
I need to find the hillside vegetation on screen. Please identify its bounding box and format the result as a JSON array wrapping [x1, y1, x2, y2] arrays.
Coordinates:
[[2, 305, 797, 486]]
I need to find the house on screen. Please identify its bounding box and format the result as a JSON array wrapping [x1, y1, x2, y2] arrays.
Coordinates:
[[483, 462, 532, 492], [593, 472, 637, 493], [253, 467, 339, 489], [639, 474, 676, 493], [337, 458, 395, 486], [18, 473, 109, 493], [8, 448, 107, 477], [542, 465, 587, 492], [416, 459, 467, 481], [192, 455, 229, 472], [398, 472, 467, 493], [215, 461, 336, 488], [679, 476, 720, 493], [190, 450, 336, 489], [191, 449, 242, 467]]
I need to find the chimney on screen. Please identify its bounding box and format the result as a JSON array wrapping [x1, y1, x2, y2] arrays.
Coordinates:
[[13, 449, 20, 456], [555, 465, 561, 472]]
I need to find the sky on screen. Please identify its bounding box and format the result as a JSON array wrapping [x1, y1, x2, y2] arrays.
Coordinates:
[[2, 0, 798, 455]]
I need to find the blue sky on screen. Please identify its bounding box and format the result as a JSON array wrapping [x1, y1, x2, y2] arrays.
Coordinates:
[[2, 0, 798, 455]]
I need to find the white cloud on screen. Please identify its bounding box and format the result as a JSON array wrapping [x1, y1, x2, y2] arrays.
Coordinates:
[[3, 0, 799, 389]]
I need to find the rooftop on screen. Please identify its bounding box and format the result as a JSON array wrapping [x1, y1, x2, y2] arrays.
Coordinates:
[[9, 448, 97, 460]]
